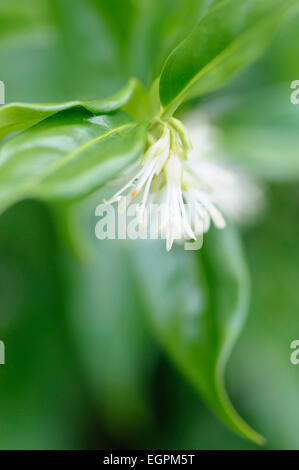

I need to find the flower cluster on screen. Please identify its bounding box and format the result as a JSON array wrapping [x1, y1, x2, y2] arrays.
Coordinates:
[[105, 115, 261, 251]]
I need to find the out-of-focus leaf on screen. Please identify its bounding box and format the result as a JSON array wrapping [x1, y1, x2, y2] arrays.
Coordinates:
[[65, 237, 156, 441], [122, 79, 151, 121], [152, 353, 257, 449], [229, 185, 299, 449], [0, 0, 52, 46], [91, 0, 137, 59], [131, 228, 264, 444], [0, 0, 64, 104], [51, 188, 158, 442], [159, 0, 297, 118], [129, 0, 218, 85], [0, 78, 139, 141], [0, 200, 89, 449], [262, 7, 299, 84], [0, 109, 148, 214], [217, 85, 299, 181], [51, 0, 127, 100]]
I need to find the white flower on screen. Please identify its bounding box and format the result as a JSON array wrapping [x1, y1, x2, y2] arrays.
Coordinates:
[[183, 112, 264, 225], [185, 159, 263, 224], [160, 154, 196, 251], [106, 126, 170, 206], [104, 115, 262, 250]]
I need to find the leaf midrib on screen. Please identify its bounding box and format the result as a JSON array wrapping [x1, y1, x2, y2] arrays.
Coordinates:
[[3, 122, 135, 197], [160, 3, 292, 119]]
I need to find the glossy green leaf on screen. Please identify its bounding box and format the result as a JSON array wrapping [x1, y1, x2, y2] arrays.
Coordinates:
[[0, 108, 148, 213], [131, 227, 264, 444], [129, 0, 220, 85], [159, 0, 297, 118], [0, 78, 138, 141]]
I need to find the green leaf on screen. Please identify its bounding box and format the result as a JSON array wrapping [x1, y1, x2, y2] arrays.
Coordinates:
[[122, 79, 151, 121], [51, 192, 158, 441], [129, 0, 220, 85], [50, 0, 127, 100], [231, 185, 299, 449], [0, 108, 148, 214], [0, 78, 138, 141], [217, 85, 299, 181], [91, 0, 137, 57], [65, 238, 156, 438], [159, 0, 297, 118], [0, 200, 89, 449], [0, 0, 52, 45], [131, 227, 264, 444]]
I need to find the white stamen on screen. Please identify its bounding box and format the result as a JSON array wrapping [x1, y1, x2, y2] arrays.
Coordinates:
[[103, 115, 261, 250]]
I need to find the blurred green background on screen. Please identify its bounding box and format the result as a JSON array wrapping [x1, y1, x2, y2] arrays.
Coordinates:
[[0, 0, 299, 450]]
